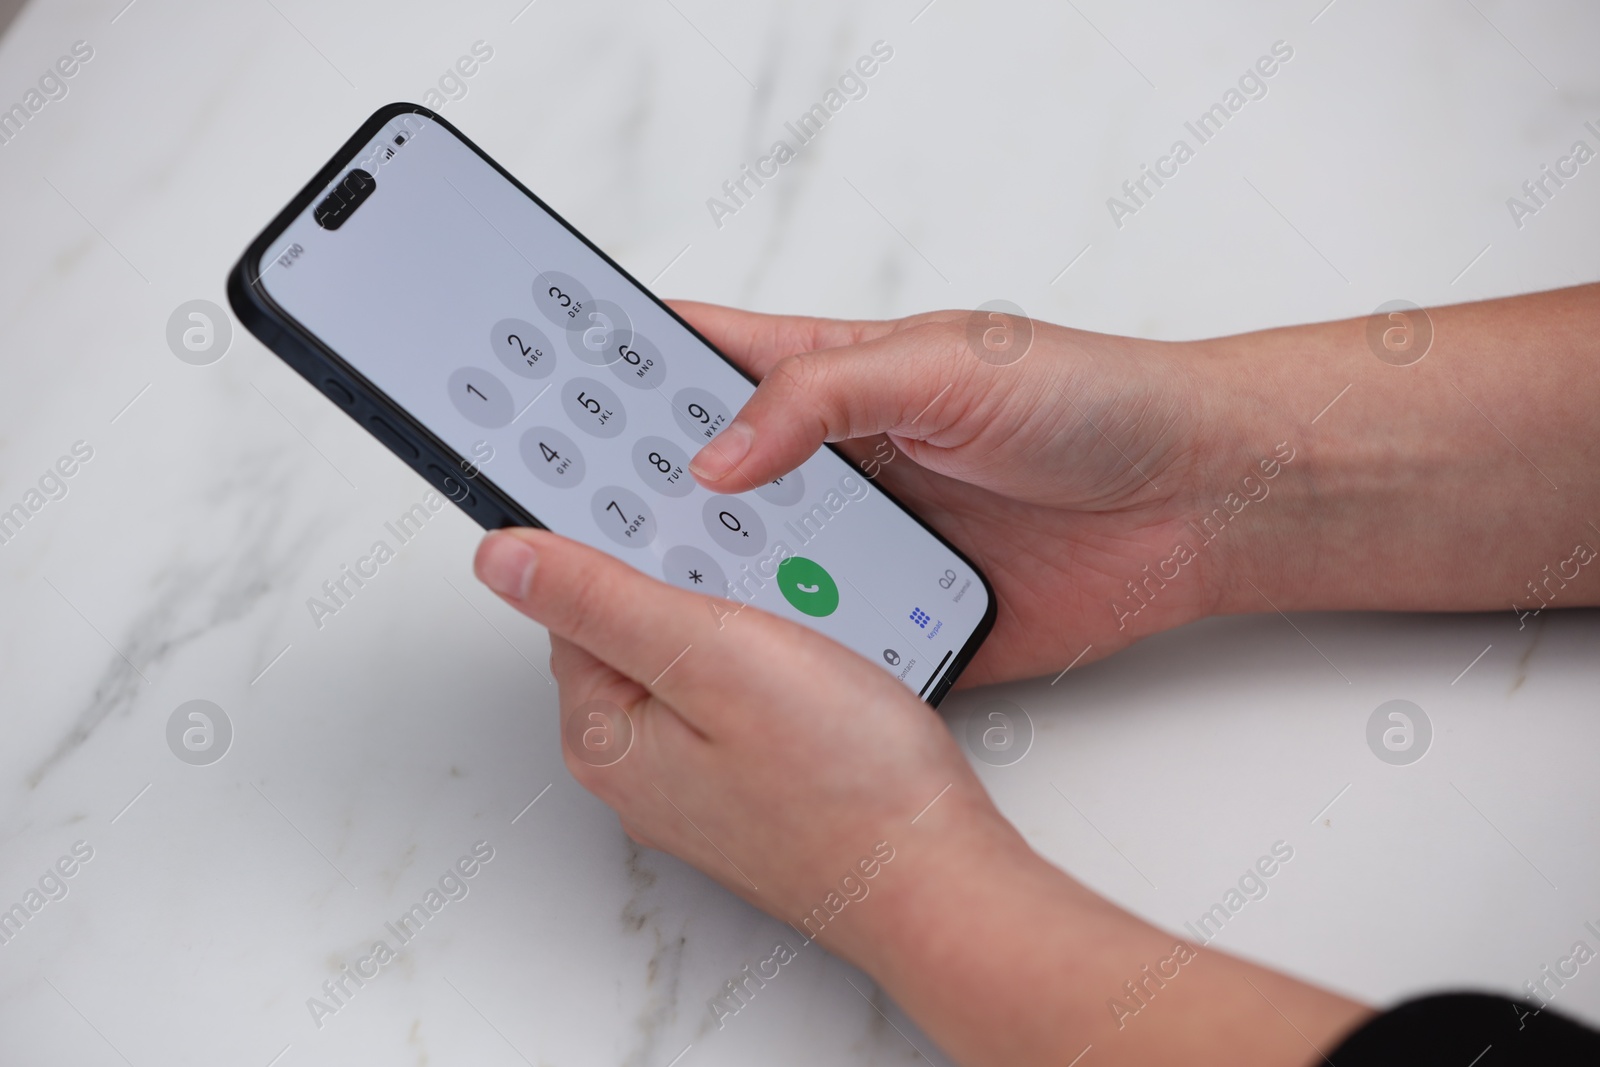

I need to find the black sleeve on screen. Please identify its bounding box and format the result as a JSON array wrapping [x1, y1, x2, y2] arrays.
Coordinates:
[[1326, 992, 1600, 1066]]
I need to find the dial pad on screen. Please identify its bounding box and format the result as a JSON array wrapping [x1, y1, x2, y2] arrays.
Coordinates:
[[443, 270, 820, 608]]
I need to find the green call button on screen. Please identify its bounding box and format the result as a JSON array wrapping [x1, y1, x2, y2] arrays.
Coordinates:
[[777, 556, 839, 617]]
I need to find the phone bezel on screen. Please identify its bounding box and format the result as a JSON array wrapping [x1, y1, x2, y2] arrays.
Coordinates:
[[227, 101, 995, 705]]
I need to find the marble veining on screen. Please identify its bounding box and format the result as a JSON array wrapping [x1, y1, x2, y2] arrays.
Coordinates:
[[0, 0, 1595, 1064]]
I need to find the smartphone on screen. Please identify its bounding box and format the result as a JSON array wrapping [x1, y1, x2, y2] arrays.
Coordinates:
[[228, 103, 994, 704]]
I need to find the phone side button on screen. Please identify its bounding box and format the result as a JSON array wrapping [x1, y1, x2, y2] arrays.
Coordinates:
[[425, 464, 476, 507], [368, 416, 420, 461], [321, 378, 355, 406]]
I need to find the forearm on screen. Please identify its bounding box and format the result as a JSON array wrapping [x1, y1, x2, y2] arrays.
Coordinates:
[[1194, 284, 1600, 617], [836, 804, 1368, 1066]]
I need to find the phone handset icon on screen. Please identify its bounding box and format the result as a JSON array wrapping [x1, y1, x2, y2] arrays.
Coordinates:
[[776, 558, 839, 618]]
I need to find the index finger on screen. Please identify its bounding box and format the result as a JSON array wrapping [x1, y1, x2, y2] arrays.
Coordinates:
[[667, 300, 899, 380]]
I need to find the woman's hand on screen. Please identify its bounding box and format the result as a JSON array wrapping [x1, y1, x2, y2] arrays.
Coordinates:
[[675, 288, 1600, 661], [468, 287, 1600, 1065], [671, 302, 1258, 686], [472, 526, 1020, 940], [473, 526, 1371, 1066]]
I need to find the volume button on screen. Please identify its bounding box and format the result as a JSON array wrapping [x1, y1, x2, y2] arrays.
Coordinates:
[[426, 464, 476, 507], [321, 378, 354, 406], [368, 415, 420, 461]]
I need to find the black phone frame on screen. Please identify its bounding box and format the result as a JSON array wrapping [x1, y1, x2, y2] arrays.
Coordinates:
[[227, 102, 996, 706]]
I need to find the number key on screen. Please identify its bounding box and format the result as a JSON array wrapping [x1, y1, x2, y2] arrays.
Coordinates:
[[671, 386, 732, 443], [519, 426, 586, 488], [534, 271, 593, 327], [631, 436, 693, 498], [448, 367, 514, 428], [491, 317, 556, 380], [590, 486, 656, 548], [561, 377, 627, 439], [609, 330, 666, 390]]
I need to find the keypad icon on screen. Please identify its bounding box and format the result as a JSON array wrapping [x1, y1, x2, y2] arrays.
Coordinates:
[[910, 607, 930, 629]]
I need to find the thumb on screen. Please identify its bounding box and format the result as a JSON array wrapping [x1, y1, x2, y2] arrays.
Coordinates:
[[686, 317, 985, 493]]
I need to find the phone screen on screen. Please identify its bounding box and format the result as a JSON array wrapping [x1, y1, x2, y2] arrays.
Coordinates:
[[250, 108, 992, 700]]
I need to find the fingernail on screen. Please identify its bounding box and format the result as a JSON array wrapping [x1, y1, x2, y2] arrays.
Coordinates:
[[689, 420, 754, 481], [477, 533, 537, 600]]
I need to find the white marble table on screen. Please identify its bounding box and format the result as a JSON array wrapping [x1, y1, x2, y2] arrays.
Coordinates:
[[0, 1, 1595, 1063]]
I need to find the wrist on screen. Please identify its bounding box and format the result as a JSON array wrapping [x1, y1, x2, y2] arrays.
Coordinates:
[[816, 780, 1371, 1067], [1180, 330, 1343, 619], [831, 793, 1125, 1064], [1122, 335, 1322, 624], [1187, 287, 1600, 617]]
